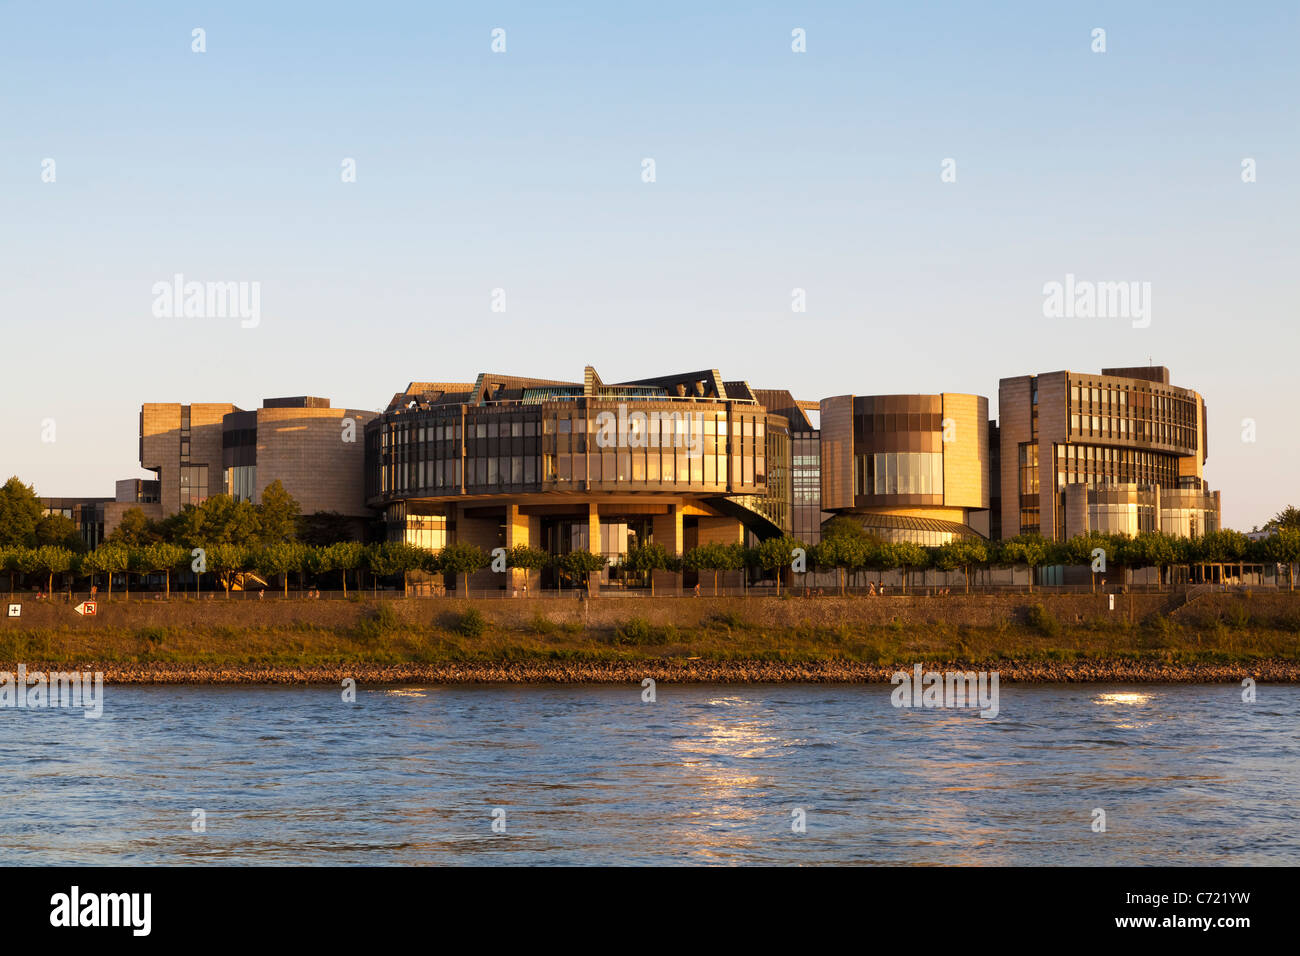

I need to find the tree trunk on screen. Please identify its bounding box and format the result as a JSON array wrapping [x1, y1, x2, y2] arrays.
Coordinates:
[[165, 569, 170, 598]]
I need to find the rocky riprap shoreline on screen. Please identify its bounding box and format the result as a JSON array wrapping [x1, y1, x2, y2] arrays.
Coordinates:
[[6, 658, 1298, 684]]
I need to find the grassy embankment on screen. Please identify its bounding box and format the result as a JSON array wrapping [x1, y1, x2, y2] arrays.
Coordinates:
[[2, 594, 1298, 675]]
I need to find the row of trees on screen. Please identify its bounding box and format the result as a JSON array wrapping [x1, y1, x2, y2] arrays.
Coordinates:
[[6, 471, 1299, 596], [0, 540, 607, 598], [798, 519, 1300, 594], [1, 475, 356, 556], [5, 522, 1299, 598]]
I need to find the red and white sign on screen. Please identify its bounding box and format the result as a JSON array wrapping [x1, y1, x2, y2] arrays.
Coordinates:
[[74, 601, 97, 617]]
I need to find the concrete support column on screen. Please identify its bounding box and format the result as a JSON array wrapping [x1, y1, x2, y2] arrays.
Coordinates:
[[652, 505, 684, 595], [587, 502, 601, 595], [697, 516, 745, 591], [505, 505, 538, 594]]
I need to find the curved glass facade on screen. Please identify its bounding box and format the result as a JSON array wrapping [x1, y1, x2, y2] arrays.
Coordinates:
[[819, 392, 991, 545], [367, 401, 777, 503], [867, 452, 944, 497]]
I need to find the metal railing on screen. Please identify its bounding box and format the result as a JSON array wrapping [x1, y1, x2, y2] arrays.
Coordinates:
[[13, 581, 1285, 604]]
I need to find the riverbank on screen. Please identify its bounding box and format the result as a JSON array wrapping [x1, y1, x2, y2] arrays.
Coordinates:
[[9, 657, 1298, 684], [2, 591, 1297, 682]]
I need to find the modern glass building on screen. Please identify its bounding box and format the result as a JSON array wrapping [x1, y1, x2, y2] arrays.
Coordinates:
[[750, 389, 825, 545], [998, 366, 1220, 540], [365, 367, 795, 590], [92, 362, 1221, 562], [818, 393, 993, 545]]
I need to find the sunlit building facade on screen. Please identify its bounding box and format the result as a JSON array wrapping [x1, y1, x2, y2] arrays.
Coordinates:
[[998, 366, 1220, 540], [365, 368, 795, 590], [818, 393, 993, 545]]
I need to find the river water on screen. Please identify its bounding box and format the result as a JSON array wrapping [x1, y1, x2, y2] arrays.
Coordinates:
[[1, 684, 1295, 865]]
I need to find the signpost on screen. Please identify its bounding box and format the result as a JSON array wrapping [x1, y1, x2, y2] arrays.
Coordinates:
[[6, 604, 18, 618], [74, 601, 97, 617]]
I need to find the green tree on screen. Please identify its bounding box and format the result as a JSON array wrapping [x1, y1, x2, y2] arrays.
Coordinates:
[[108, 507, 163, 547], [206, 544, 249, 596], [297, 511, 357, 547], [165, 495, 261, 547], [32, 546, 73, 595], [753, 535, 805, 596], [327, 541, 365, 596], [821, 515, 870, 543], [813, 535, 863, 595], [1059, 531, 1115, 592], [506, 545, 550, 593], [556, 549, 607, 593], [382, 542, 427, 596], [1263, 505, 1300, 534], [932, 541, 964, 592], [34, 513, 85, 552], [891, 541, 929, 594], [1193, 529, 1250, 584], [302, 544, 332, 591], [683, 542, 744, 596], [94, 544, 130, 600], [436, 542, 490, 595], [257, 480, 301, 545], [0, 546, 18, 593], [869, 540, 901, 585], [622, 542, 675, 596], [138, 542, 188, 597], [1131, 532, 1178, 590], [996, 533, 1050, 592], [0, 477, 43, 547], [1261, 527, 1300, 590], [258, 542, 306, 597]]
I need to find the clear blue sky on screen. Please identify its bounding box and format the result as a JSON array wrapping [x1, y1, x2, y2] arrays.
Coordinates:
[[2, 1, 1295, 529]]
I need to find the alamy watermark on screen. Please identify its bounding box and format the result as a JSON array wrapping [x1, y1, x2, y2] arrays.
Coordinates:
[[1042, 273, 1150, 328], [594, 403, 705, 459], [152, 273, 261, 328], [0, 665, 104, 718], [890, 663, 999, 718]]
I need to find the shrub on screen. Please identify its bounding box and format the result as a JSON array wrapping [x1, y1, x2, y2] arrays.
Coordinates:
[[528, 612, 558, 636], [352, 603, 404, 644], [1223, 602, 1251, 630], [1025, 603, 1060, 637], [136, 626, 167, 646], [613, 617, 654, 645], [1146, 614, 1176, 638], [710, 611, 746, 631], [372, 603, 401, 631], [455, 607, 489, 638]]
